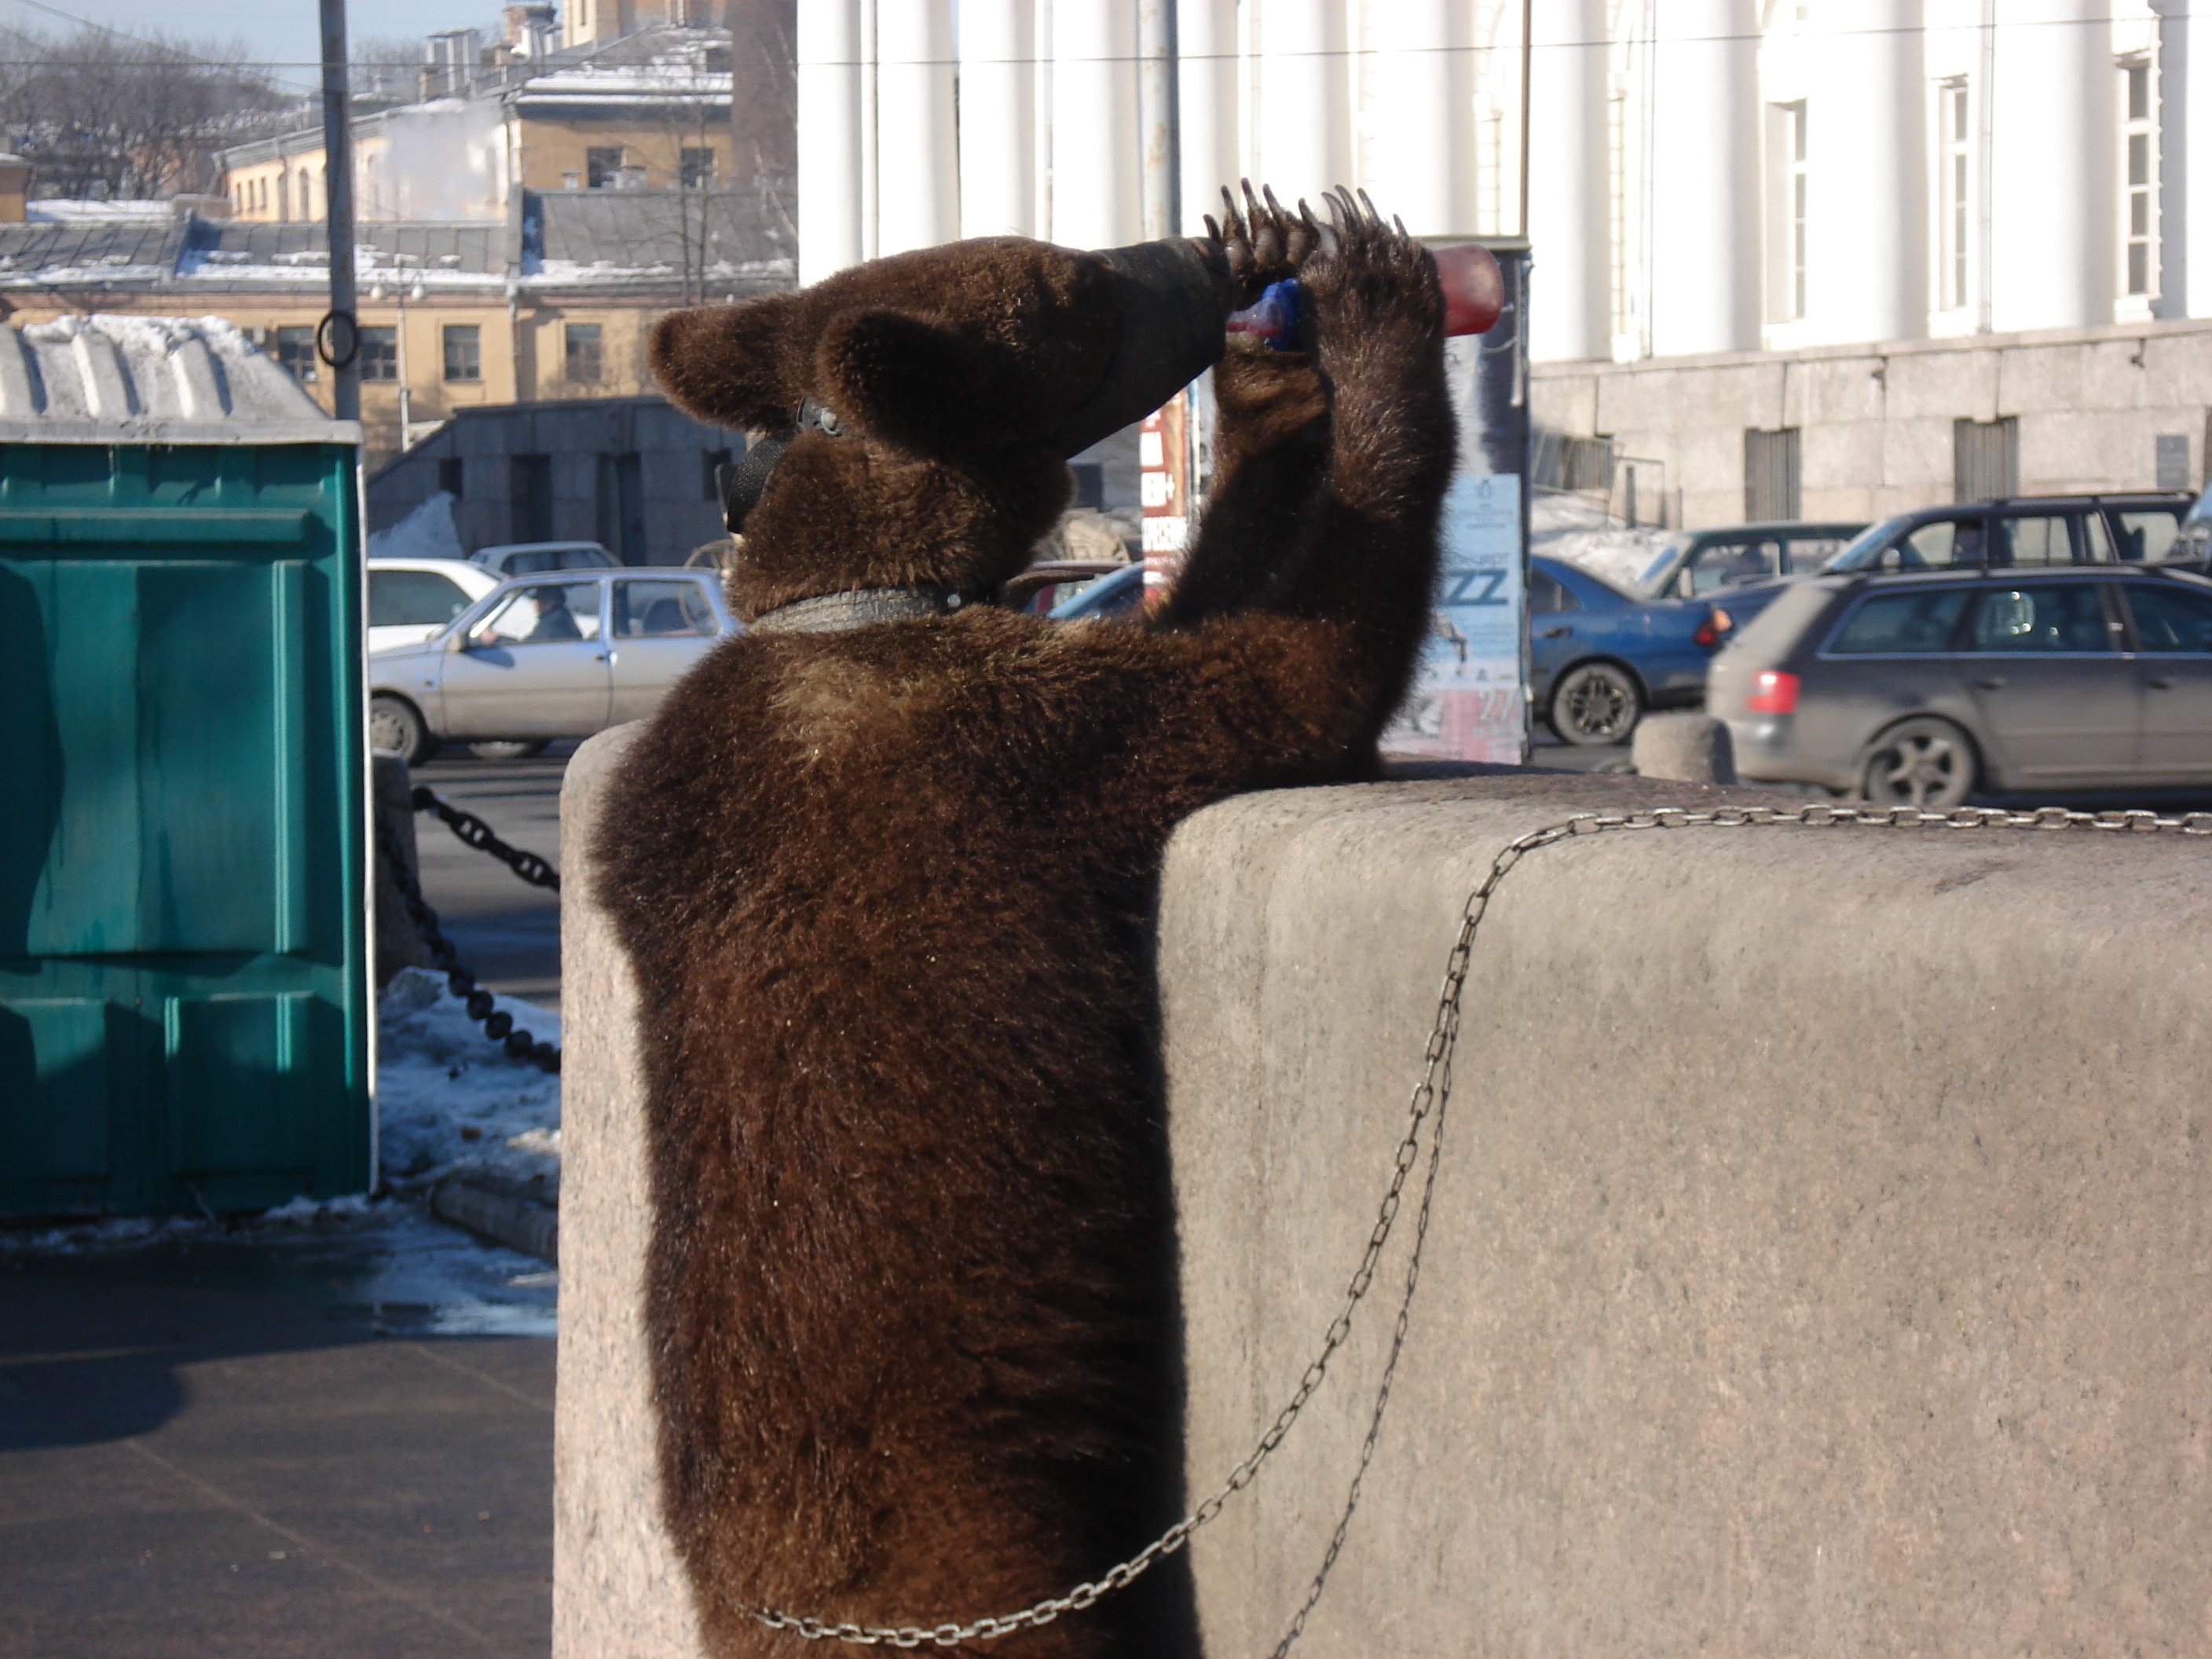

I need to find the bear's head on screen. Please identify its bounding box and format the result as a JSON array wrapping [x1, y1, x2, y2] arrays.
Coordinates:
[[650, 236, 1235, 621]]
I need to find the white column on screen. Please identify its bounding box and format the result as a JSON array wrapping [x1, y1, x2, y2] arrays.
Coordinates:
[[1253, 0, 1351, 207], [1804, 0, 1925, 345], [1647, 0, 1760, 356], [2164, 0, 2209, 320], [875, 0, 960, 255], [958, 0, 1038, 237], [1178, 0, 1241, 233], [1989, 0, 2113, 331], [797, 0, 867, 283], [1525, 0, 1611, 360], [1050, 0, 1141, 250], [1359, 0, 1478, 238]]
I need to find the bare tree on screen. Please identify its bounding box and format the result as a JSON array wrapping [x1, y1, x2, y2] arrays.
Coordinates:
[[0, 24, 287, 200]]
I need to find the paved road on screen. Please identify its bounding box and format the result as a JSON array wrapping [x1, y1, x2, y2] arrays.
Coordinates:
[[0, 1215, 558, 1659], [410, 746, 577, 1009]]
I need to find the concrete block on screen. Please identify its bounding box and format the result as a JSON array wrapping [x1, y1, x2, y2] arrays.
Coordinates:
[[371, 750, 430, 987], [1631, 712, 1737, 784], [551, 721, 706, 1659], [1160, 775, 2212, 1658]]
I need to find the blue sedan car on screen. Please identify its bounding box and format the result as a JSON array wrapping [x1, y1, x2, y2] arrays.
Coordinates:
[[1531, 554, 1721, 744]]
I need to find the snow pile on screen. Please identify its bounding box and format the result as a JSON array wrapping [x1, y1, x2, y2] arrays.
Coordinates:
[[27, 198, 171, 223], [368, 491, 468, 562], [1532, 492, 1676, 594], [375, 968, 562, 1193]]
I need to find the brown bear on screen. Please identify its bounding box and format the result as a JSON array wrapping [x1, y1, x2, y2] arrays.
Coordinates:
[[595, 189, 1456, 1657]]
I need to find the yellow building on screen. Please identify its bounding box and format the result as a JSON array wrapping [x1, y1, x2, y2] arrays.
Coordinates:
[[0, 193, 788, 474]]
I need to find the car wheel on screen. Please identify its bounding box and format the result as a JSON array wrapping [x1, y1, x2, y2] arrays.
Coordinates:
[[1549, 661, 1643, 745], [1859, 716, 1976, 809], [467, 740, 550, 761], [368, 695, 436, 766]]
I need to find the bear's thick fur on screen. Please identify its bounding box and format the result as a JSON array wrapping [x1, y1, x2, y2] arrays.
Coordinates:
[[596, 192, 1456, 1657]]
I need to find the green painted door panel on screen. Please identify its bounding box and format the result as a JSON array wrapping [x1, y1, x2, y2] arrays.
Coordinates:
[[0, 441, 369, 1218], [0, 998, 112, 1181]]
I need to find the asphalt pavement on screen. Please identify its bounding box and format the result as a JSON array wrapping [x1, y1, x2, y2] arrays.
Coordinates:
[[0, 1212, 558, 1659], [410, 745, 576, 1009]]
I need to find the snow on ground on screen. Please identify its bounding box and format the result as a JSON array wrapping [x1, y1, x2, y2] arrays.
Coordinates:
[[1532, 492, 1677, 593], [366, 491, 468, 562], [375, 968, 562, 1195]]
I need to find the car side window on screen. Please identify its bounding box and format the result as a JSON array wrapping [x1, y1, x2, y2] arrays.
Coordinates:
[[1825, 588, 1972, 654], [505, 551, 555, 575], [1964, 583, 2113, 653], [1528, 570, 1579, 613], [1885, 518, 1986, 570], [615, 578, 719, 638], [2113, 510, 2182, 565], [471, 580, 603, 646], [370, 569, 472, 628], [1993, 514, 2079, 568], [1781, 536, 1848, 575], [2123, 582, 2212, 653], [1683, 539, 1779, 594]]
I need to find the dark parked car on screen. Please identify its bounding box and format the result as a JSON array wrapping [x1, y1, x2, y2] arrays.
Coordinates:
[[1531, 554, 1723, 744], [1634, 521, 1866, 601], [1708, 563, 2212, 806], [1705, 493, 2197, 646]]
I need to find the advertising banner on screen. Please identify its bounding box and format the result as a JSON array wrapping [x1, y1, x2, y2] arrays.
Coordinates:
[[1384, 471, 1525, 762]]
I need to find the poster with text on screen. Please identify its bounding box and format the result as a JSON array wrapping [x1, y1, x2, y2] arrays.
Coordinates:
[[1382, 471, 1525, 763]]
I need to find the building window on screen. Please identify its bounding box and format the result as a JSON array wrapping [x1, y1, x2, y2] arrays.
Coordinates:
[[358, 325, 397, 382], [586, 147, 624, 189], [438, 456, 465, 498], [1765, 101, 1808, 323], [1607, 90, 1628, 340], [1938, 79, 1971, 310], [679, 148, 716, 189], [442, 324, 481, 382], [1954, 416, 2019, 501], [273, 324, 317, 383], [1744, 427, 1802, 521], [565, 323, 602, 383], [2121, 58, 2156, 299], [1785, 103, 1807, 320]]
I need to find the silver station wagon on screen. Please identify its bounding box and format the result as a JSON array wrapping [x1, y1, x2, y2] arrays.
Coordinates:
[[1709, 566, 2212, 807], [368, 568, 738, 763]]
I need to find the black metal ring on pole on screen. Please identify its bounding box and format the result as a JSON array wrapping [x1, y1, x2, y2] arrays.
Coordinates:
[[316, 309, 361, 370]]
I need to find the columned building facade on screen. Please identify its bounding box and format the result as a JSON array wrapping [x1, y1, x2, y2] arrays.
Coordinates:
[[797, 0, 2212, 526]]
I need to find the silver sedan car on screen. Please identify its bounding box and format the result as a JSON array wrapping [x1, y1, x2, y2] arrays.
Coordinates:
[[368, 568, 738, 763], [1709, 566, 2212, 807]]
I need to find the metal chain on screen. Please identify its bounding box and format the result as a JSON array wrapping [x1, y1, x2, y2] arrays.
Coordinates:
[[741, 798, 2212, 1651], [374, 811, 562, 1073], [413, 786, 562, 891]]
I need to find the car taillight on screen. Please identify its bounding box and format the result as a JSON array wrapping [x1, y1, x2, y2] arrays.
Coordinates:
[[1694, 607, 1733, 650], [1745, 669, 1800, 713]]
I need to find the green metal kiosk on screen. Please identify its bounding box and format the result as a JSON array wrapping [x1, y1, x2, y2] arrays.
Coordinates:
[[0, 315, 371, 1217]]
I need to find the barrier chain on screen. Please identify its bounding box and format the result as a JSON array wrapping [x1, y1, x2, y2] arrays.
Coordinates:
[[375, 804, 561, 1074], [739, 800, 2212, 1653], [414, 785, 562, 892]]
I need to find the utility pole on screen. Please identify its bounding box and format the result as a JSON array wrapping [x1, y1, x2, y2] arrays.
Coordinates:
[[320, 0, 360, 422], [1136, 0, 1180, 241]]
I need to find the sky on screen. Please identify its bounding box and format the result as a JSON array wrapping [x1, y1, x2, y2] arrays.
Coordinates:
[[0, 0, 516, 96]]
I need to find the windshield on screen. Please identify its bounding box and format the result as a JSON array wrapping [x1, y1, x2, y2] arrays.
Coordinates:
[[2186, 487, 2212, 528], [1635, 535, 1694, 593], [1822, 515, 1914, 573]]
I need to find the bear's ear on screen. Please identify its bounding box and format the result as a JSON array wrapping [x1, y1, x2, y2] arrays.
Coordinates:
[[815, 308, 1035, 454], [649, 295, 808, 432]]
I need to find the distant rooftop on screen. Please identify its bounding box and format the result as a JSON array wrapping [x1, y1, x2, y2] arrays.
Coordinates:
[[0, 313, 346, 444]]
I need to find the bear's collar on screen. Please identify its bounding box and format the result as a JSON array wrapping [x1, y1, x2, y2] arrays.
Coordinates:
[[749, 585, 967, 634]]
